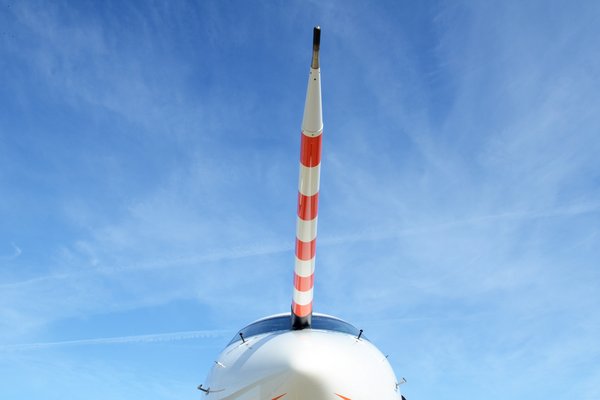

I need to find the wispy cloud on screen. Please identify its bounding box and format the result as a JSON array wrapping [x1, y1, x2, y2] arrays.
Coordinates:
[[0, 329, 232, 352], [1, 1, 599, 400], [0, 242, 21, 260], [4, 201, 597, 286]]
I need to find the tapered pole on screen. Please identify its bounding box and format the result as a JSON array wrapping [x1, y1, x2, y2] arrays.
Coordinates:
[[292, 27, 323, 330]]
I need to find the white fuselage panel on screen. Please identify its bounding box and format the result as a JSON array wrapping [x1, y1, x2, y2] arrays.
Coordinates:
[[204, 329, 402, 399]]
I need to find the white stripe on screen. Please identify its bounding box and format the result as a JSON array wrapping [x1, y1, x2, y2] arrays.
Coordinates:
[[293, 288, 314, 305], [296, 216, 318, 242], [294, 257, 315, 277], [298, 164, 320, 196]]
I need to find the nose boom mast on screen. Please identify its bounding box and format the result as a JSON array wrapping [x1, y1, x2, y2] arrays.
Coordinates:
[[292, 26, 323, 330]]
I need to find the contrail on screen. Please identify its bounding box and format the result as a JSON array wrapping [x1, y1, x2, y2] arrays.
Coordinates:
[[0, 329, 233, 352]]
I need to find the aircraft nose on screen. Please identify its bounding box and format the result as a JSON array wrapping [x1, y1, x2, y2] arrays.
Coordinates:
[[262, 330, 400, 400], [206, 329, 400, 399], [276, 333, 357, 399], [284, 366, 331, 399]]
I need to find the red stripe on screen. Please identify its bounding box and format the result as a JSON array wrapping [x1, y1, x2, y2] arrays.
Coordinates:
[[292, 301, 312, 317], [335, 395, 352, 400], [297, 192, 319, 221], [300, 132, 322, 168], [295, 238, 316, 261], [294, 273, 314, 291]]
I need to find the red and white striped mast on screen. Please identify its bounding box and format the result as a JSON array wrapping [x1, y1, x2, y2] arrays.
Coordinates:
[[292, 27, 323, 330]]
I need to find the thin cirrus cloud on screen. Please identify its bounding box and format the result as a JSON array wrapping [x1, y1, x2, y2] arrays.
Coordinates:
[[1, 1, 599, 400], [0, 329, 232, 352], [0, 243, 22, 260]]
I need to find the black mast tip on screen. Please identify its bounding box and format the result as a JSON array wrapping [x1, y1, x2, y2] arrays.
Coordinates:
[[311, 26, 321, 69], [313, 26, 321, 47]]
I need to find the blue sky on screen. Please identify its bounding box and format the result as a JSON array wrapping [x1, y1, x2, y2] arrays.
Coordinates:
[[1, 0, 599, 399]]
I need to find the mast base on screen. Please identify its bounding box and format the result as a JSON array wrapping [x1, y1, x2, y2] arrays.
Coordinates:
[[291, 308, 312, 330]]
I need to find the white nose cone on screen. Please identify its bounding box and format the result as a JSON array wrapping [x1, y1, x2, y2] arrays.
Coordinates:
[[204, 330, 402, 399]]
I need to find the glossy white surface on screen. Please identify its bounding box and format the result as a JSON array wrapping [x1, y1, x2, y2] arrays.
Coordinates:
[[296, 216, 318, 243], [203, 328, 402, 399], [294, 257, 315, 278], [292, 288, 314, 306], [297, 164, 320, 197]]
